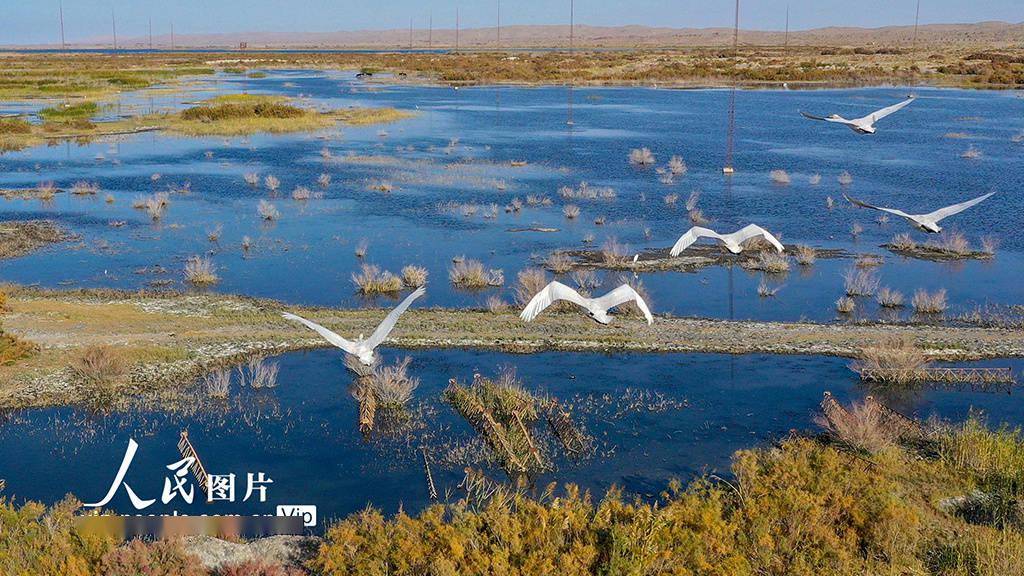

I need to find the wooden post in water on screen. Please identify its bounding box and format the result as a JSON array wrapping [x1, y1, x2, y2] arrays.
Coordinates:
[[177, 430, 211, 497]]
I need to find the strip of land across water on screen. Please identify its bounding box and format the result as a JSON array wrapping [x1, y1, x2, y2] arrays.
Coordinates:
[[1, 285, 1022, 408]]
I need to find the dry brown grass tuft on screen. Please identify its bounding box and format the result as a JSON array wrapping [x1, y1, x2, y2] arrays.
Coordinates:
[[876, 287, 905, 308], [238, 356, 279, 389], [981, 235, 1000, 255], [244, 172, 260, 187], [601, 237, 629, 265], [450, 259, 504, 288], [769, 169, 791, 184], [514, 268, 549, 305], [742, 252, 790, 274], [258, 200, 280, 221], [835, 296, 856, 314], [401, 265, 429, 288], [203, 369, 231, 398], [816, 397, 899, 454], [794, 245, 817, 266], [184, 255, 219, 285], [264, 174, 280, 191], [544, 252, 574, 274], [73, 344, 128, 384], [927, 231, 971, 255], [367, 357, 418, 409], [890, 233, 917, 251], [629, 147, 655, 166], [855, 254, 883, 268], [689, 208, 709, 225], [70, 181, 99, 195], [486, 295, 510, 313], [838, 171, 853, 186], [912, 289, 948, 314], [844, 267, 879, 297], [852, 337, 930, 385], [352, 264, 403, 294], [562, 204, 580, 219]]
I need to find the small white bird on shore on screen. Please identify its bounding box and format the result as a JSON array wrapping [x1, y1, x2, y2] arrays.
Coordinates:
[[843, 192, 995, 234], [520, 281, 653, 325], [800, 96, 915, 134], [670, 224, 784, 256], [283, 286, 426, 366]]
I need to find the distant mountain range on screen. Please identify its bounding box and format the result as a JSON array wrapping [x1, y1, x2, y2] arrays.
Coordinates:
[[9, 21, 1024, 50]]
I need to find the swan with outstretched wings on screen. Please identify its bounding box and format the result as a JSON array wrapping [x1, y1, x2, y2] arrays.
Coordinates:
[[283, 286, 426, 366], [843, 192, 994, 233], [520, 281, 653, 325], [801, 96, 915, 134], [671, 224, 784, 256]]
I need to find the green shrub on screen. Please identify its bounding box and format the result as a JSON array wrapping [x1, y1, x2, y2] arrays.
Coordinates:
[[0, 496, 115, 576], [38, 101, 98, 121]]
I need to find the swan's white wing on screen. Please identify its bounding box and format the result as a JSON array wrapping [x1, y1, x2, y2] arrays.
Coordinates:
[[670, 227, 721, 256], [862, 97, 915, 124], [593, 284, 654, 325], [364, 285, 426, 350], [520, 281, 590, 322], [922, 192, 995, 224], [801, 111, 856, 126], [843, 194, 915, 220], [730, 224, 785, 253], [282, 312, 359, 355]]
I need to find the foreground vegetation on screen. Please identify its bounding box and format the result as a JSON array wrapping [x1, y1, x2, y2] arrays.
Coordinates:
[[3, 416, 1024, 575]]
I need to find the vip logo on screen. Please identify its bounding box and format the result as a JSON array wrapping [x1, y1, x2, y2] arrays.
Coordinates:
[[276, 505, 317, 527]]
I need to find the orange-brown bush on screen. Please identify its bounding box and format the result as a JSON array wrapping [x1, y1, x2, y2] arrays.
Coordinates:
[[99, 539, 206, 576]]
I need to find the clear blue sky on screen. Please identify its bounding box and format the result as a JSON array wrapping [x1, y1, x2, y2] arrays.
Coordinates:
[[3, 0, 1021, 45]]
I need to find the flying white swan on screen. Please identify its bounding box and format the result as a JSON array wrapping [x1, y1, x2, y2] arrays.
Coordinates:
[[520, 281, 653, 325], [843, 192, 995, 234], [283, 286, 426, 366], [670, 224, 784, 256], [800, 96, 915, 134]]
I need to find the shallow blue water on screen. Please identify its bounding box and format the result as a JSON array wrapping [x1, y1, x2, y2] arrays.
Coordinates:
[[1, 71, 1022, 320], [0, 350, 1020, 525]]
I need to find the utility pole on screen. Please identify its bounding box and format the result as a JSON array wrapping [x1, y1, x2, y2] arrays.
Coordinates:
[[409, 17, 413, 49], [912, 0, 921, 49], [784, 4, 789, 50], [456, 7, 460, 51], [429, 12, 433, 49], [496, 0, 501, 49], [567, 0, 574, 126], [149, 17, 153, 50], [111, 9, 117, 51], [724, 0, 740, 174], [170, 21, 175, 50], [58, 1, 66, 51]]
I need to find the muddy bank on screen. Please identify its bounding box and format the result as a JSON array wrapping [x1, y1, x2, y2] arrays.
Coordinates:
[[0, 220, 71, 259], [563, 244, 851, 272], [1, 286, 1022, 408]]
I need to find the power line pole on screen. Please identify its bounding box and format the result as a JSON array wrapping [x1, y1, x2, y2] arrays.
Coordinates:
[[58, 1, 65, 51], [724, 0, 740, 174], [429, 12, 433, 49], [149, 17, 153, 50], [456, 7, 460, 51], [111, 8, 117, 51], [567, 0, 574, 126], [912, 0, 921, 49], [784, 4, 789, 50], [170, 21, 175, 50], [409, 17, 413, 49], [496, 0, 501, 49], [732, 0, 740, 54]]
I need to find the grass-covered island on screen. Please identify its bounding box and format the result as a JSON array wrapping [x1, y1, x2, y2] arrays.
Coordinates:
[[0, 94, 413, 151]]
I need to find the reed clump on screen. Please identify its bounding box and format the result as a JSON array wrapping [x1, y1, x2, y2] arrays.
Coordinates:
[[852, 337, 931, 385], [601, 237, 629, 265], [628, 147, 655, 166], [794, 245, 817, 266], [544, 252, 574, 274], [514, 268, 549, 306], [912, 288, 948, 314], [401, 265, 429, 288], [741, 252, 790, 274], [238, 356, 279, 389], [876, 287, 905, 308], [72, 344, 128, 385], [843, 267, 879, 297], [449, 259, 504, 288], [352, 264, 403, 294], [184, 256, 219, 286]]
